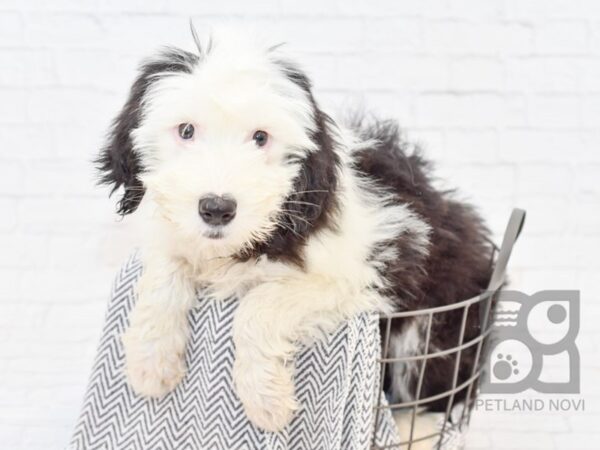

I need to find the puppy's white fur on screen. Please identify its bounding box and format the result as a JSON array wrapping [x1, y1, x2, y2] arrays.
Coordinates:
[[117, 29, 431, 433], [393, 409, 441, 449]]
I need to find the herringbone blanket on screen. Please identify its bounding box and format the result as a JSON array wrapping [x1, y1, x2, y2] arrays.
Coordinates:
[[68, 254, 403, 450]]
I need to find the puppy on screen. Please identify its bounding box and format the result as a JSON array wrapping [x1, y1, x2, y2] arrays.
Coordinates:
[[97, 27, 492, 433]]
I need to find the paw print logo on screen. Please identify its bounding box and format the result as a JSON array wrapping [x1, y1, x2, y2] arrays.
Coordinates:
[[481, 290, 580, 394], [493, 354, 519, 380], [487, 339, 531, 386]]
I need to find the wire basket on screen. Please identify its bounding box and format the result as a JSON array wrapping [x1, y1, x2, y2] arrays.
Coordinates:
[[373, 208, 526, 449]]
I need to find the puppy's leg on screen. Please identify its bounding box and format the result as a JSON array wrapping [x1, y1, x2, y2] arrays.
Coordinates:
[[122, 256, 196, 398], [232, 276, 368, 432]]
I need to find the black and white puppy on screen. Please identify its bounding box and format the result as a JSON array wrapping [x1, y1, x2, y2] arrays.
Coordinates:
[[97, 28, 492, 433]]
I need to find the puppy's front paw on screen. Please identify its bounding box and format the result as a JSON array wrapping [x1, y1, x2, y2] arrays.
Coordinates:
[[233, 356, 298, 432], [122, 328, 187, 398]]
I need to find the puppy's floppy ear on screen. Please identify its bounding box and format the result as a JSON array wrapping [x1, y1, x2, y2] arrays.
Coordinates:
[[96, 48, 199, 215], [280, 60, 340, 231], [285, 104, 339, 236], [239, 60, 340, 266]]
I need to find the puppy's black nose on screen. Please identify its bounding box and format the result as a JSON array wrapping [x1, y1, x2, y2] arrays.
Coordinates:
[[198, 195, 237, 226]]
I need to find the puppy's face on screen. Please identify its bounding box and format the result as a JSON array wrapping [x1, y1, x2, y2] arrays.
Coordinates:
[[134, 43, 317, 252], [98, 31, 339, 260]]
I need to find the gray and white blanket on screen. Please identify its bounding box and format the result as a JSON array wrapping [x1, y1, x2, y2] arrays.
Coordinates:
[[68, 255, 462, 450]]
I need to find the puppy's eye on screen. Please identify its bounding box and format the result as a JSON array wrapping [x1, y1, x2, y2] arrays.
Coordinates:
[[178, 123, 195, 140], [252, 130, 269, 147]]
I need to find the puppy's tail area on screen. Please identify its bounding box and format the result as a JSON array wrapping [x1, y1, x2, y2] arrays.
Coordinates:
[[392, 408, 442, 450]]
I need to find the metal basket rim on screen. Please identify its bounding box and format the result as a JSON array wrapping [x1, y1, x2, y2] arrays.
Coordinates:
[[371, 209, 526, 449], [378, 288, 498, 319]]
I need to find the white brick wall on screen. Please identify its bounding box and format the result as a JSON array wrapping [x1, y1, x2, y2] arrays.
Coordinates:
[[1, 1, 599, 448]]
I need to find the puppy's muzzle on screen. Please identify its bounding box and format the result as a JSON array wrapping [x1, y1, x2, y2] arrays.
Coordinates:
[[198, 195, 237, 226]]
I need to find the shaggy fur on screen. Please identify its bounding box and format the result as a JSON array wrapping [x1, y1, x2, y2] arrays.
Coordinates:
[[352, 120, 493, 410], [96, 27, 492, 434]]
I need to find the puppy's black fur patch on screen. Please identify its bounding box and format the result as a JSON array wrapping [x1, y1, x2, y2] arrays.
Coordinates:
[[96, 48, 199, 215], [353, 118, 493, 412]]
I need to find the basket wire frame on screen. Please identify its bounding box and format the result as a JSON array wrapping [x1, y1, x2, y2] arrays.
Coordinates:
[[372, 209, 526, 449]]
